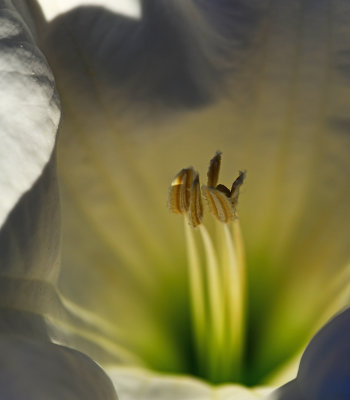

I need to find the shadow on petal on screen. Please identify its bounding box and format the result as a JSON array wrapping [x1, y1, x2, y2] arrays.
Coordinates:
[[271, 380, 303, 400], [272, 308, 350, 400], [37, 0, 266, 113], [0, 335, 118, 399], [0, 152, 60, 282]]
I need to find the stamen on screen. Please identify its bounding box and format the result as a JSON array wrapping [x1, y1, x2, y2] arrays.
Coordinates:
[[167, 153, 247, 383], [203, 153, 245, 223], [199, 224, 225, 381], [221, 222, 245, 377], [207, 151, 222, 187], [168, 168, 194, 215], [184, 221, 206, 370], [216, 184, 231, 197], [202, 186, 235, 223], [188, 174, 203, 228], [230, 170, 246, 209]]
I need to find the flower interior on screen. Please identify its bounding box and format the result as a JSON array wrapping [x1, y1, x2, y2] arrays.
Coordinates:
[[57, 139, 348, 389]]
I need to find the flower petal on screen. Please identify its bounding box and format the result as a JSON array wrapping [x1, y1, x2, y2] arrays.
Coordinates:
[[0, 335, 118, 399], [0, 4, 119, 397], [0, 152, 61, 342], [272, 307, 350, 400], [108, 367, 272, 400], [0, 152, 60, 281], [0, 149, 141, 367], [36, 0, 142, 21], [0, 0, 60, 229]]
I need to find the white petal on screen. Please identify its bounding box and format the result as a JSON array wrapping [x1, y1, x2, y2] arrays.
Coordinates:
[[0, 154, 60, 281], [36, 0, 142, 21], [0, 0, 60, 229], [0, 335, 118, 399], [108, 368, 273, 400]]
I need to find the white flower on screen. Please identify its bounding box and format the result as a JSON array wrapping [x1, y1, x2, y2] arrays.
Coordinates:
[[1, 0, 350, 398]]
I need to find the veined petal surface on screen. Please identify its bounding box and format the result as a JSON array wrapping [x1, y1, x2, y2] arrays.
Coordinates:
[[0, 154, 120, 397], [0, 0, 60, 229], [0, 153, 60, 281], [0, 2, 120, 399], [0, 147, 119, 398], [0, 0, 61, 340]]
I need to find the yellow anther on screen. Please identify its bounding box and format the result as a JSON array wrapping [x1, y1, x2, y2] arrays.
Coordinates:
[[168, 168, 194, 215], [202, 186, 235, 223], [203, 153, 246, 223], [168, 153, 245, 225], [189, 174, 203, 227]]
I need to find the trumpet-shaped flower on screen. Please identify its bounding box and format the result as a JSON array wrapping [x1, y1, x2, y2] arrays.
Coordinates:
[[1, 0, 350, 398]]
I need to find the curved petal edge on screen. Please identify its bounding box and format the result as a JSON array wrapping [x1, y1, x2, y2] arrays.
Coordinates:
[[0, 335, 118, 400], [0, 0, 60, 229]]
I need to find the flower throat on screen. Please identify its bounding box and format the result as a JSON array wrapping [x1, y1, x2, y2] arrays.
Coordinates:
[[168, 152, 246, 383]]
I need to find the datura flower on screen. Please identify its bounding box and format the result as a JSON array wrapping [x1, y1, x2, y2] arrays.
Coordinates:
[[1, 0, 350, 399]]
